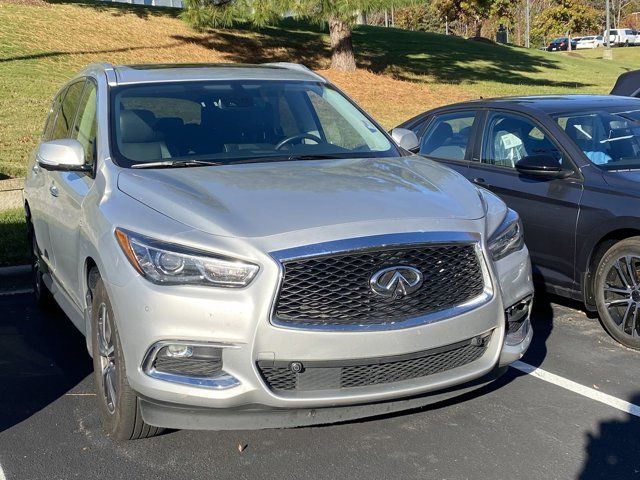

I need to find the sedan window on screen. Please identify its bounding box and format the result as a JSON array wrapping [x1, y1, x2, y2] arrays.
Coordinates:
[[481, 112, 563, 168], [556, 110, 640, 170], [419, 111, 476, 160]]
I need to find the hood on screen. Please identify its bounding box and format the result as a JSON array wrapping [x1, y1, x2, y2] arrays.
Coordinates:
[[117, 157, 484, 238]]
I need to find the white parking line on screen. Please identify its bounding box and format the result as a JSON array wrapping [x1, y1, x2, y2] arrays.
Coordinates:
[[512, 360, 640, 418], [0, 462, 6, 480], [0, 288, 34, 296]]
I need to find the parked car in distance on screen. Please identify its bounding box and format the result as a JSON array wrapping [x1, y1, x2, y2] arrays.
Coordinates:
[[611, 69, 640, 96], [547, 37, 578, 51], [607, 28, 636, 46], [23, 62, 534, 439], [576, 35, 604, 49], [396, 95, 640, 350]]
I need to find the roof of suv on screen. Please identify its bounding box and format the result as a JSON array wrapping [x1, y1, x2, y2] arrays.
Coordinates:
[[105, 63, 326, 86]]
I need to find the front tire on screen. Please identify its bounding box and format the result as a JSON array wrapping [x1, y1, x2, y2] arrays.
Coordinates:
[[594, 237, 640, 350], [29, 224, 54, 309], [91, 275, 163, 439]]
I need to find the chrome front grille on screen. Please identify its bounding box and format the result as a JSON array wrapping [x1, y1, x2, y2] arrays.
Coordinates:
[[272, 242, 485, 328]]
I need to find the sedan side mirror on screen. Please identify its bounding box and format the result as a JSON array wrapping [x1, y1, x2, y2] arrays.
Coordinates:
[[515, 154, 572, 179], [391, 128, 419, 152], [37, 139, 91, 172]]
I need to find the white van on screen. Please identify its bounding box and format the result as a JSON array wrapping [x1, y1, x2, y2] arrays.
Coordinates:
[[608, 28, 636, 46]]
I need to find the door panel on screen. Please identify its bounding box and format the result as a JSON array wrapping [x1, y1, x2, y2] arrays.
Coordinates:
[[47, 79, 96, 307], [29, 89, 68, 272], [470, 110, 583, 289]]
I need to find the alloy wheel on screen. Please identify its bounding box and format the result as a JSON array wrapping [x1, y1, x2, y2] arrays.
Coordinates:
[[602, 255, 640, 338], [97, 303, 117, 414]]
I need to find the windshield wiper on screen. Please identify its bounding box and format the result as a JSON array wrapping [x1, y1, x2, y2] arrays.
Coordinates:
[[286, 154, 347, 161], [222, 153, 348, 165], [131, 159, 223, 169]]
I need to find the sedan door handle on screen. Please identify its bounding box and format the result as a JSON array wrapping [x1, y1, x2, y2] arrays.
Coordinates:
[[49, 184, 59, 197]]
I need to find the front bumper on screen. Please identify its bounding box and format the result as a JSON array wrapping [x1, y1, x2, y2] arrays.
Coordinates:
[[138, 365, 510, 431], [104, 233, 533, 427]]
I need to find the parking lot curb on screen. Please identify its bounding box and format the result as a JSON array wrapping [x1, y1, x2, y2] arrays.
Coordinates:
[[0, 264, 30, 276], [0, 265, 31, 287], [0, 264, 31, 294]]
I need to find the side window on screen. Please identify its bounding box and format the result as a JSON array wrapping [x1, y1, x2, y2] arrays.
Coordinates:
[[71, 80, 97, 165], [481, 112, 563, 168], [419, 111, 477, 161], [42, 92, 64, 142], [50, 80, 86, 140]]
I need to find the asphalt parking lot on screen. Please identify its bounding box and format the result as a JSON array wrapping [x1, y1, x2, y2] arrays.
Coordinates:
[[1, 274, 639, 480]]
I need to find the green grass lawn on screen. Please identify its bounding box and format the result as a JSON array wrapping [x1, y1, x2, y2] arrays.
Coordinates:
[[2, 0, 639, 180], [0, 208, 28, 267], [1, 1, 639, 265]]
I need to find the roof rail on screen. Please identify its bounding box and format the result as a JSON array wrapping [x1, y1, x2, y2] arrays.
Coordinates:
[[81, 62, 117, 85], [263, 62, 326, 81]]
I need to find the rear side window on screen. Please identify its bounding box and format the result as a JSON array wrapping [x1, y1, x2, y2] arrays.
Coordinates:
[[419, 111, 477, 160], [50, 80, 86, 140]]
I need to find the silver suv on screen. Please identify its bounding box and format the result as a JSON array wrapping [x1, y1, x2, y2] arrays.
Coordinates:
[[23, 63, 533, 439]]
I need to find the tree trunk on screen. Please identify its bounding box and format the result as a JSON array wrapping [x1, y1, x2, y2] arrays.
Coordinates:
[[474, 20, 482, 38], [328, 17, 356, 72]]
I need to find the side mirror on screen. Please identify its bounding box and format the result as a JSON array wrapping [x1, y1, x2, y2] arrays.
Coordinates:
[[391, 128, 419, 152], [37, 139, 90, 172], [515, 154, 572, 179]]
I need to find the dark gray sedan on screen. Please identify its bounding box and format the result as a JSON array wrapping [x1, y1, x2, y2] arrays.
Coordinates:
[[396, 95, 640, 349]]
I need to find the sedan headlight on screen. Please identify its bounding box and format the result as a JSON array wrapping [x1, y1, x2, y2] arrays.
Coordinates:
[[115, 228, 259, 287], [487, 209, 524, 261]]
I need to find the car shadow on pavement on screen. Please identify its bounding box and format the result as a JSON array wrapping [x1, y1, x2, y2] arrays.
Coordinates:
[[578, 393, 640, 480], [0, 294, 93, 433]]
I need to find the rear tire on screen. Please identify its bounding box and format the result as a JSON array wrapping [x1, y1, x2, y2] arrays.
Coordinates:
[[594, 237, 640, 350], [29, 224, 55, 310], [91, 275, 164, 439]]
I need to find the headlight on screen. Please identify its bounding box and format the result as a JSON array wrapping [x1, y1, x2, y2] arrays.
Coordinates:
[[115, 228, 259, 287], [487, 209, 524, 261]]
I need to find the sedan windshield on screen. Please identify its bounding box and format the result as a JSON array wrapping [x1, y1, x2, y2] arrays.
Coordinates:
[[555, 110, 640, 170], [109, 80, 397, 168]]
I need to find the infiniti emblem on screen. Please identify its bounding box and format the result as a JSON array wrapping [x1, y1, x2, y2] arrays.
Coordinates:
[[369, 266, 424, 299]]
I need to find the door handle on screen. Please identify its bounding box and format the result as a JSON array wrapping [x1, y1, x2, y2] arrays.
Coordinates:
[[472, 177, 487, 185], [49, 184, 59, 197]]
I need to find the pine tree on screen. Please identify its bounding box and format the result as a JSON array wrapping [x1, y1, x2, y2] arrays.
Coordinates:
[[181, 0, 416, 71]]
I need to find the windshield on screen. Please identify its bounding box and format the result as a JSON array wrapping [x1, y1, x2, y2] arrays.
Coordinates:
[[555, 110, 640, 170], [109, 80, 397, 167]]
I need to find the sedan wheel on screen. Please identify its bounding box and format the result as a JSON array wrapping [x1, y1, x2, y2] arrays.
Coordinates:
[[595, 238, 640, 349]]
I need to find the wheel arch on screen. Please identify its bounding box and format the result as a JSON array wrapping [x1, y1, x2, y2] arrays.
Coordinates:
[[83, 256, 101, 357], [582, 227, 640, 310]]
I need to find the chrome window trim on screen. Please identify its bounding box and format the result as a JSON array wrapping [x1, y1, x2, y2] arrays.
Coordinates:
[[268, 232, 494, 332], [141, 340, 241, 390]]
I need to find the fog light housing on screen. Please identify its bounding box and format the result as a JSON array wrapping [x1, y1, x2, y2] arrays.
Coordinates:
[[505, 296, 532, 346], [142, 341, 240, 389]]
